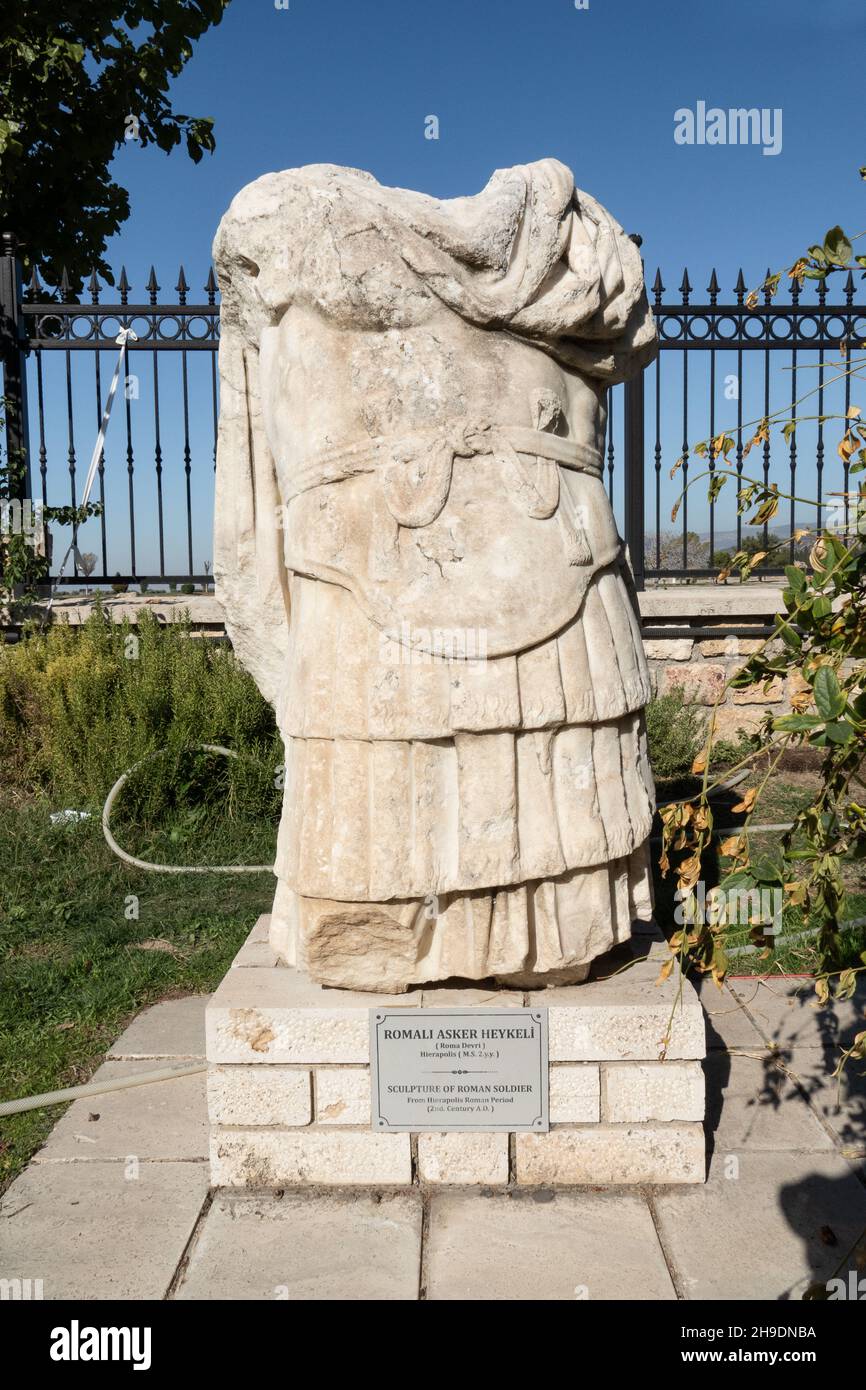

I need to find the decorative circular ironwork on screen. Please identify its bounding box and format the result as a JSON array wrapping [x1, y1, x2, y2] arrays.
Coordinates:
[[155, 315, 182, 341], [70, 315, 97, 341], [35, 313, 65, 339], [185, 315, 214, 341], [714, 315, 740, 341], [687, 315, 711, 340]]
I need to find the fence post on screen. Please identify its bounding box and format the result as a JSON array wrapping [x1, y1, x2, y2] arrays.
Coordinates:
[[0, 232, 32, 503], [623, 366, 646, 591]]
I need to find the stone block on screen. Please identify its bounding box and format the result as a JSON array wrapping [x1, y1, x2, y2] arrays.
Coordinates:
[[33, 1060, 208, 1162], [419, 988, 525, 1007], [643, 639, 693, 661], [417, 1133, 509, 1185], [549, 1065, 600, 1122], [662, 663, 727, 705], [732, 677, 784, 704], [709, 704, 765, 740], [207, 1066, 311, 1127], [0, 1161, 208, 1300], [210, 1128, 412, 1187], [604, 1061, 705, 1123], [206, 966, 420, 1065], [316, 1068, 371, 1126], [653, 1150, 866, 1299], [516, 1124, 705, 1184], [704, 1053, 833, 1152], [699, 638, 764, 657], [530, 959, 706, 1062]]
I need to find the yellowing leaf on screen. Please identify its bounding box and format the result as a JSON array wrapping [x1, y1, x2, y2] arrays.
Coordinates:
[[731, 787, 757, 814], [656, 957, 675, 984], [720, 834, 746, 858]]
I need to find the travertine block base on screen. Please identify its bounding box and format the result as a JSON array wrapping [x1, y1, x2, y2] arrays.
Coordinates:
[[207, 918, 707, 1187]]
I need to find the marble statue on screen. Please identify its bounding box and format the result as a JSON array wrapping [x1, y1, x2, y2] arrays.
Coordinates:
[[213, 159, 658, 992]]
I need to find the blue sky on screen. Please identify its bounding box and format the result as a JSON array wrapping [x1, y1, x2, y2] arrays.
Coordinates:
[[33, 0, 866, 576]]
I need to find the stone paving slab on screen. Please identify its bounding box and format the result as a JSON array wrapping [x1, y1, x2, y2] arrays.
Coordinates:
[[108, 995, 209, 1059], [705, 1053, 835, 1154], [424, 1190, 677, 1300], [32, 1060, 208, 1163], [6, 989, 864, 1301], [0, 1161, 208, 1300], [653, 1150, 866, 1300], [696, 980, 767, 1051], [728, 978, 866, 1053], [175, 1191, 422, 1300], [781, 1049, 866, 1160]]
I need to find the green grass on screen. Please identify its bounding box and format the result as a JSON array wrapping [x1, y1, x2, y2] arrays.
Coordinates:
[[0, 796, 275, 1191]]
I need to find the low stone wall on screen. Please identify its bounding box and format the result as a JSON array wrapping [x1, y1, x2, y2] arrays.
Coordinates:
[[206, 918, 706, 1188], [639, 583, 790, 742]]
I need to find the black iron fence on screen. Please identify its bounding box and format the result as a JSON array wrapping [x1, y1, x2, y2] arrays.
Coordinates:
[[2, 232, 864, 591]]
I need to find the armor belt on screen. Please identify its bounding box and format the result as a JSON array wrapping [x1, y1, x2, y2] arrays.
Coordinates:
[[288, 419, 604, 529]]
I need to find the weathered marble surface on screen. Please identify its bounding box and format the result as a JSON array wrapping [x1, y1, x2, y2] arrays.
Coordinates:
[[213, 160, 658, 991]]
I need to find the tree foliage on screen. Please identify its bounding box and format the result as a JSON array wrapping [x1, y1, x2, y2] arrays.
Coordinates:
[[0, 1, 229, 286]]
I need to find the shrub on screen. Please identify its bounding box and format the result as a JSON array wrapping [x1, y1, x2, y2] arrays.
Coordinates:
[[645, 688, 706, 781], [0, 611, 282, 829]]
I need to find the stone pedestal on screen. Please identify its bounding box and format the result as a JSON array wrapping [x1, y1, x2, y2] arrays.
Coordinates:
[[206, 918, 707, 1188]]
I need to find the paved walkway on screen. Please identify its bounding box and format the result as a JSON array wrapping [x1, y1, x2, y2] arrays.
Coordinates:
[[1, 978, 864, 1300]]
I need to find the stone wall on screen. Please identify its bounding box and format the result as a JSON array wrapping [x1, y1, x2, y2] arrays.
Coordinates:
[[639, 583, 790, 743]]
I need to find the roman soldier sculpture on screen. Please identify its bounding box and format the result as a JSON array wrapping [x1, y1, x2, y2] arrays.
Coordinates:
[[213, 160, 658, 992]]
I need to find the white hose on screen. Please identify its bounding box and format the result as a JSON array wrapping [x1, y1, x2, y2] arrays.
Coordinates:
[[0, 1064, 206, 1117], [101, 743, 274, 874], [0, 746, 271, 1115]]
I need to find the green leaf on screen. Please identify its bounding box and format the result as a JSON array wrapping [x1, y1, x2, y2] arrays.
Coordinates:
[[824, 226, 853, 267], [719, 870, 756, 894], [813, 666, 845, 720], [785, 565, 806, 592], [779, 623, 802, 649], [773, 714, 823, 731], [752, 854, 784, 885], [824, 720, 854, 744]]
